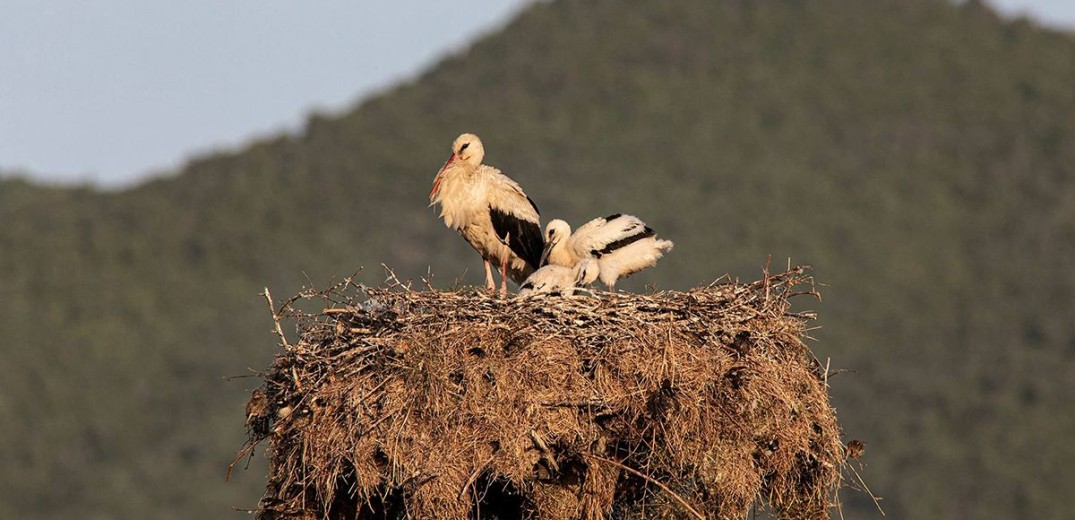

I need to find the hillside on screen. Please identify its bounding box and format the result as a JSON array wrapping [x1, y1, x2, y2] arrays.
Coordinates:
[[2, 0, 1074, 518]]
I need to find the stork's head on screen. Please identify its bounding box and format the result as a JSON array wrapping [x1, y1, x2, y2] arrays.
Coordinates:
[[575, 258, 600, 286], [452, 133, 484, 166], [430, 133, 485, 202], [540, 219, 572, 265], [545, 219, 571, 243]]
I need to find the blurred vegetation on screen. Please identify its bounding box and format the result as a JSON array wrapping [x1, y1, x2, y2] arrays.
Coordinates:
[[1, 0, 1073, 517]]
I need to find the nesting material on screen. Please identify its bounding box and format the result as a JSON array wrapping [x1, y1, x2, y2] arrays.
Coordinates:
[[242, 267, 848, 519]]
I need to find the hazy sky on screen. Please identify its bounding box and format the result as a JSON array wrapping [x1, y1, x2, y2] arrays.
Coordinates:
[[0, 0, 532, 185], [1, 0, 1071, 186]]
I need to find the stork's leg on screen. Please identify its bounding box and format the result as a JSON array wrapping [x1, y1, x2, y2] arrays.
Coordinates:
[[500, 255, 509, 299], [483, 259, 497, 293]]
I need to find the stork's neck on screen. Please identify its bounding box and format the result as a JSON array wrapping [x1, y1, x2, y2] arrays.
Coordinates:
[[548, 236, 575, 267], [446, 161, 480, 181], [433, 161, 488, 228]]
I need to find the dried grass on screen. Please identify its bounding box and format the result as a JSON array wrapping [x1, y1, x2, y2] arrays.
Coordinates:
[[241, 266, 849, 519]]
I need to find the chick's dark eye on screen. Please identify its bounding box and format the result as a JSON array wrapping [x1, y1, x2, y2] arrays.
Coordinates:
[[459, 143, 470, 153]]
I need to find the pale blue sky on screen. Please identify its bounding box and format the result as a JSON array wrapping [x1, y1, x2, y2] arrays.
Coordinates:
[[0, 0, 1071, 186]]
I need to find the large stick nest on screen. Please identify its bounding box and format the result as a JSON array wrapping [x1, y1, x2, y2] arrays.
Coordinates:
[[241, 266, 851, 519]]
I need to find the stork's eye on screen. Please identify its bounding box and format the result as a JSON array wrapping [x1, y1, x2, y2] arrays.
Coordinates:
[[459, 143, 470, 153]]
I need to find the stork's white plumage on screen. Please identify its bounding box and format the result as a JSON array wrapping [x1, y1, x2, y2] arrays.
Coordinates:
[[518, 258, 599, 298], [542, 214, 673, 290], [429, 133, 544, 297]]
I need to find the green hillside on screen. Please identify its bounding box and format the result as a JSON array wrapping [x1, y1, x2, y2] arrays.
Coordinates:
[[2, 0, 1074, 517]]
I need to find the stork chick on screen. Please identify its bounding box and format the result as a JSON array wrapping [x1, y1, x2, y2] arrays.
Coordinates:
[[541, 214, 673, 291], [429, 133, 544, 297], [518, 258, 600, 297]]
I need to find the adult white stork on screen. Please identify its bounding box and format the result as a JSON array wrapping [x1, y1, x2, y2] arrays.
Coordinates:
[[541, 214, 674, 291], [518, 258, 600, 297], [429, 133, 544, 297]]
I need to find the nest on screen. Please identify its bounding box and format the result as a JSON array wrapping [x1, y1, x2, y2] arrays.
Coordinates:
[[240, 266, 850, 519]]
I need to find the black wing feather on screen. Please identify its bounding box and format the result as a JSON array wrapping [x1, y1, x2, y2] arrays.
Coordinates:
[[527, 195, 541, 216], [490, 206, 544, 269], [592, 226, 654, 258]]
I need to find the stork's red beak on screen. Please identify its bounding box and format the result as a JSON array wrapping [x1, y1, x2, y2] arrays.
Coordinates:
[[429, 153, 457, 202]]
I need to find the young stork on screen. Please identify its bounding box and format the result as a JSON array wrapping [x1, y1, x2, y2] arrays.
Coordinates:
[[518, 258, 599, 297], [429, 133, 544, 297], [541, 214, 674, 291]]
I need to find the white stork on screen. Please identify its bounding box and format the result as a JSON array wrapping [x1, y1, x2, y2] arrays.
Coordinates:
[[429, 133, 544, 297], [518, 258, 600, 297], [541, 214, 674, 291]]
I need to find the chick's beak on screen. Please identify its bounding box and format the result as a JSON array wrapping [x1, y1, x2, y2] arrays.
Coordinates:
[[429, 153, 457, 203], [539, 236, 557, 267]]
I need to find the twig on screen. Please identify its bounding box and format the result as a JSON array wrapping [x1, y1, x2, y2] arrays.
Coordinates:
[[226, 440, 259, 481], [223, 373, 262, 381], [356, 407, 402, 438], [848, 462, 884, 516], [529, 429, 560, 473], [827, 368, 857, 379], [762, 254, 772, 304], [540, 399, 609, 411], [291, 366, 303, 392], [382, 263, 411, 292], [458, 454, 496, 500], [262, 287, 291, 350], [585, 454, 707, 520]]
